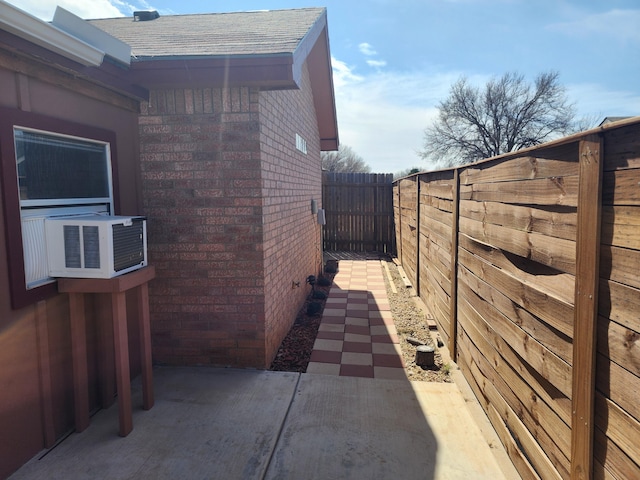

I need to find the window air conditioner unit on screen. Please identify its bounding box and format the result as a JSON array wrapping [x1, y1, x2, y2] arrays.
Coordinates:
[[45, 215, 147, 279]]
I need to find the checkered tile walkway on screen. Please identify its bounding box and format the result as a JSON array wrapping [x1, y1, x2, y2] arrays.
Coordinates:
[[306, 259, 406, 380]]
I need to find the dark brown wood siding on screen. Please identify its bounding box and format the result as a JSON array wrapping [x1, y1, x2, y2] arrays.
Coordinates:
[[0, 46, 142, 478]]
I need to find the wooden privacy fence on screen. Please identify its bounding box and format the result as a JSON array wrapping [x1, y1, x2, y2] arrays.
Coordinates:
[[393, 117, 640, 480], [322, 172, 395, 253]]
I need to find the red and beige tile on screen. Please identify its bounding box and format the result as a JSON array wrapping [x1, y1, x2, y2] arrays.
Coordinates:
[[305, 259, 407, 380]]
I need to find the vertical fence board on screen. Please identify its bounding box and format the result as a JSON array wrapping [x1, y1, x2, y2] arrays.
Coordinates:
[[594, 121, 640, 480], [449, 169, 459, 359], [572, 135, 604, 480], [322, 172, 395, 253]]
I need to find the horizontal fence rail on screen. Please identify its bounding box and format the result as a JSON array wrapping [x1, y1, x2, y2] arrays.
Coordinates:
[[393, 118, 640, 480], [322, 172, 395, 253]]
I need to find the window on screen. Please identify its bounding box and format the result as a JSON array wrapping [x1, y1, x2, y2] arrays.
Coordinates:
[[16, 128, 114, 289], [0, 107, 118, 309], [16, 129, 112, 207], [295, 133, 307, 154]]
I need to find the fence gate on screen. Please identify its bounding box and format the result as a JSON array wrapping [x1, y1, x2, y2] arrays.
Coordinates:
[[322, 172, 395, 253]]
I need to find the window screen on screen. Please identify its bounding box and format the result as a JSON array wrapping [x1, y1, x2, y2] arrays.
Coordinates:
[[15, 129, 111, 206]]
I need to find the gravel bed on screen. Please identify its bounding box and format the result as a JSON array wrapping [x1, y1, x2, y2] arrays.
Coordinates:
[[269, 273, 335, 373], [270, 255, 451, 382], [381, 258, 451, 382]]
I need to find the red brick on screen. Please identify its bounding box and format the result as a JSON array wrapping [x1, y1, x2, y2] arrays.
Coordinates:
[[142, 69, 322, 368]]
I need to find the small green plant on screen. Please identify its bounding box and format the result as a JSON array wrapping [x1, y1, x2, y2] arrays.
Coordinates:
[[441, 362, 452, 375]]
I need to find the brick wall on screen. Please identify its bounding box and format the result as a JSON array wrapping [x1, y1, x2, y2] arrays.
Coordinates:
[[139, 61, 323, 368], [259, 64, 323, 364], [140, 86, 266, 367]]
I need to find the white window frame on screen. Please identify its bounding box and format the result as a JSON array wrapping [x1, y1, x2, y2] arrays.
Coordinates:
[[14, 126, 114, 289]]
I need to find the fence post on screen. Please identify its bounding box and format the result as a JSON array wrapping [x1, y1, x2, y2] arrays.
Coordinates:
[[415, 175, 421, 295], [449, 168, 460, 360], [571, 134, 603, 480], [397, 180, 403, 264]]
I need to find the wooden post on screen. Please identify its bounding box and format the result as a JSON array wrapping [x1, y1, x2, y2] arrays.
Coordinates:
[[112, 291, 133, 436], [397, 180, 403, 264], [571, 134, 603, 480], [95, 294, 116, 408], [449, 169, 460, 360], [415, 175, 421, 295], [415, 345, 435, 367], [68, 292, 90, 432], [35, 300, 56, 447], [58, 266, 155, 437], [138, 283, 155, 410]]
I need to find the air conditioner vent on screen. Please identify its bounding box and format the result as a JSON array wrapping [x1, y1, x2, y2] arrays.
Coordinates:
[[63, 225, 81, 268], [112, 219, 145, 271], [46, 215, 147, 278], [83, 225, 100, 269]]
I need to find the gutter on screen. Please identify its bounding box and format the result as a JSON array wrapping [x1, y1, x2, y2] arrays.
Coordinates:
[[0, 0, 104, 66]]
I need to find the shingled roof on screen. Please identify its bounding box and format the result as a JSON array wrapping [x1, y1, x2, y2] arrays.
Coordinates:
[[88, 8, 338, 150], [89, 8, 325, 59]]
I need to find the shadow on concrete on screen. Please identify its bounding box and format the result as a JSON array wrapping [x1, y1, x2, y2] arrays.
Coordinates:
[[9, 255, 516, 479], [10, 367, 440, 479]]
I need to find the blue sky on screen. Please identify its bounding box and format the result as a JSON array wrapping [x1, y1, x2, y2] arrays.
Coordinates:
[[7, 0, 640, 174]]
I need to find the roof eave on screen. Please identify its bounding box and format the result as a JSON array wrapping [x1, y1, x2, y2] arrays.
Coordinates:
[[128, 8, 338, 148], [0, 1, 104, 66], [0, 29, 148, 102], [298, 10, 338, 151], [126, 54, 298, 89]]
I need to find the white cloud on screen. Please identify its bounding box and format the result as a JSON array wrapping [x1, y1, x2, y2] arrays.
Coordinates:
[[331, 58, 365, 86], [358, 43, 387, 71], [331, 57, 462, 173], [548, 9, 640, 44], [366, 59, 387, 69], [567, 83, 640, 120], [358, 42, 378, 56], [331, 55, 640, 174]]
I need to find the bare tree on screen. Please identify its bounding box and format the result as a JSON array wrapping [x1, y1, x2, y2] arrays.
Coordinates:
[[394, 167, 423, 179], [419, 71, 576, 167], [322, 145, 371, 173]]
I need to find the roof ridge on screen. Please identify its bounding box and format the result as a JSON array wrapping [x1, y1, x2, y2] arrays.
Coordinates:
[[88, 7, 325, 22]]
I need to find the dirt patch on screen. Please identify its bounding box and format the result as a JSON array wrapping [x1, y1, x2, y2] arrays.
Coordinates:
[[269, 273, 335, 373]]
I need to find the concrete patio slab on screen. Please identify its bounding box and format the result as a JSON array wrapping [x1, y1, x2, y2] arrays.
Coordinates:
[[265, 374, 509, 480], [10, 366, 518, 480], [10, 368, 299, 480]]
